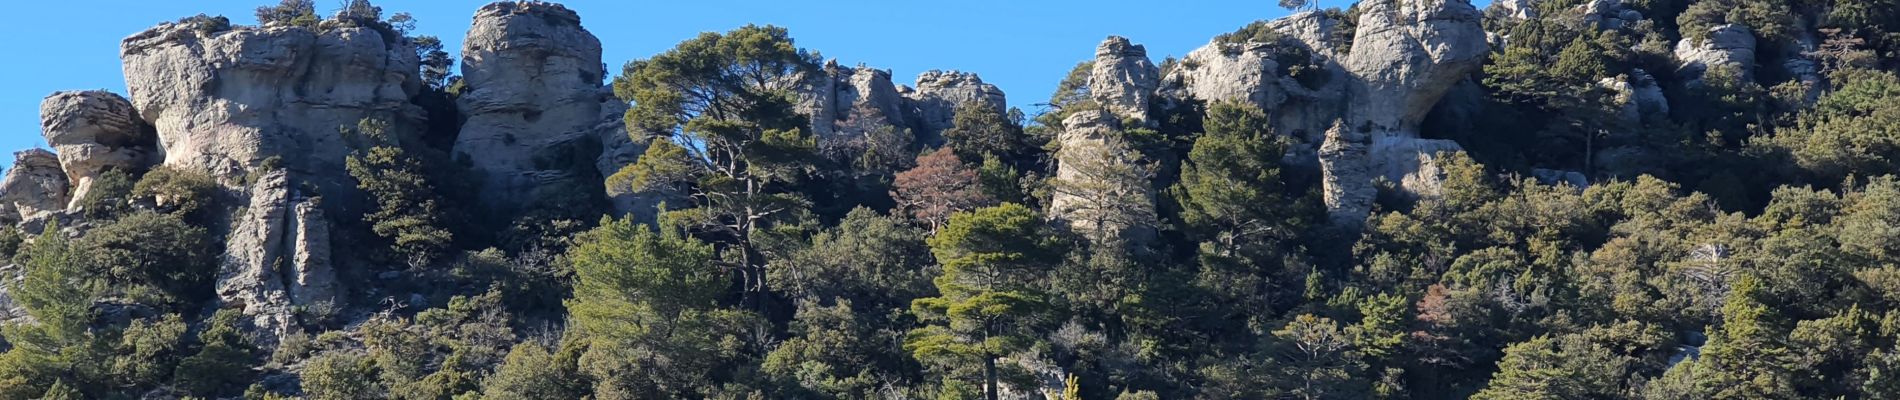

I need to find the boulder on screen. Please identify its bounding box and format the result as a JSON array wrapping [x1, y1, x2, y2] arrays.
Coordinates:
[[1087, 36, 1160, 122], [1675, 24, 1757, 83], [39, 90, 153, 207], [217, 169, 336, 344], [902, 70, 1007, 146], [455, 1, 638, 214], [120, 16, 423, 206], [1489, 0, 1538, 20], [0, 150, 71, 223]]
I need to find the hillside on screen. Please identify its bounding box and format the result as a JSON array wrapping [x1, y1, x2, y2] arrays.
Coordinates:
[[2, 0, 1900, 398]]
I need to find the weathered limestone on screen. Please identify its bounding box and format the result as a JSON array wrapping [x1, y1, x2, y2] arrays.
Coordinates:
[[455, 1, 636, 213], [120, 16, 424, 204], [793, 61, 912, 138], [217, 169, 337, 343], [0, 150, 72, 224], [1088, 36, 1160, 121], [1049, 109, 1157, 244], [1157, 12, 1347, 142], [1324, 0, 1488, 227], [1675, 24, 1757, 83], [39, 90, 153, 207], [903, 70, 1008, 145]]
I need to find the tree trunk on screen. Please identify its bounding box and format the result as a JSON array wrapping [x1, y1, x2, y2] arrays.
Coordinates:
[[985, 355, 1000, 400]]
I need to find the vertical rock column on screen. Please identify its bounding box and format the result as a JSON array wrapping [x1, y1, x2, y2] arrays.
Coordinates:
[[1088, 36, 1160, 122], [454, 1, 642, 215]]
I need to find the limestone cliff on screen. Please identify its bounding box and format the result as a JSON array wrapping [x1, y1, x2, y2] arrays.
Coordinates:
[[454, 1, 641, 214], [120, 16, 424, 204], [903, 69, 1008, 145]]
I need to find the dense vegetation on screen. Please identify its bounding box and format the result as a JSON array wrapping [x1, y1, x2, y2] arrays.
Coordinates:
[[10, 0, 1900, 398]]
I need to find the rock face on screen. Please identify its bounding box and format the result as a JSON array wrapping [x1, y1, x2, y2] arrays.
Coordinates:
[[218, 169, 337, 343], [794, 61, 910, 137], [0, 150, 71, 224], [1675, 24, 1757, 83], [455, 1, 638, 214], [39, 91, 154, 206], [1323, 0, 1486, 227], [1158, 11, 1346, 143], [902, 70, 1008, 145], [1088, 36, 1160, 121], [1157, 0, 1485, 228], [1049, 110, 1157, 244], [120, 12, 421, 339], [120, 17, 423, 205]]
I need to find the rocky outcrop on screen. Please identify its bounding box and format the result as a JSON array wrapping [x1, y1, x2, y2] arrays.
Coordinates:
[[1675, 24, 1757, 83], [1158, 11, 1346, 142], [455, 1, 638, 214], [1579, 0, 1645, 30], [39, 91, 154, 206], [1153, 0, 1486, 228], [1489, 0, 1538, 20], [0, 150, 72, 224], [793, 61, 912, 138], [1599, 69, 1669, 124], [120, 16, 423, 205], [1087, 36, 1160, 121], [1320, 0, 1487, 227], [902, 70, 1008, 145], [1049, 110, 1156, 245], [218, 169, 337, 343]]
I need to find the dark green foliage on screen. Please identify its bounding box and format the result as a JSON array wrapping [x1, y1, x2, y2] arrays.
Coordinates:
[[132, 165, 217, 219], [173, 309, 258, 397], [611, 24, 822, 311], [80, 211, 213, 308], [566, 215, 767, 397], [302, 350, 381, 400], [943, 103, 1026, 161], [254, 0, 318, 27], [75, 169, 134, 219], [482, 343, 582, 399], [909, 204, 1065, 399], [177, 14, 233, 33], [347, 118, 455, 268], [1760, 69, 1900, 182]]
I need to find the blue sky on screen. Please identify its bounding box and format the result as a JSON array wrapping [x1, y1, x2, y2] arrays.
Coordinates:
[[0, 0, 1305, 168]]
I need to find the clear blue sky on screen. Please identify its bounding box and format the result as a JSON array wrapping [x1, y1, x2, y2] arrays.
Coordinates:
[[0, 0, 1309, 168]]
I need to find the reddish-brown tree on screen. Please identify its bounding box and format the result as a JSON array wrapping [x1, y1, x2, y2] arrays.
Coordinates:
[[892, 148, 995, 229]]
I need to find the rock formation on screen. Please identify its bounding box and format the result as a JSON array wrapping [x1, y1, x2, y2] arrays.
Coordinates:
[[1675, 24, 1757, 83], [120, 15, 424, 205], [117, 9, 429, 339], [1158, 11, 1346, 143], [793, 61, 911, 138], [1325, 0, 1487, 227], [454, 1, 640, 214], [1088, 36, 1160, 121], [0, 150, 71, 224], [903, 70, 1008, 145], [218, 169, 336, 343], [1155, 0, 1486, 228], [39, 90, 153, 206], [1048, 110, 1157, 244]]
